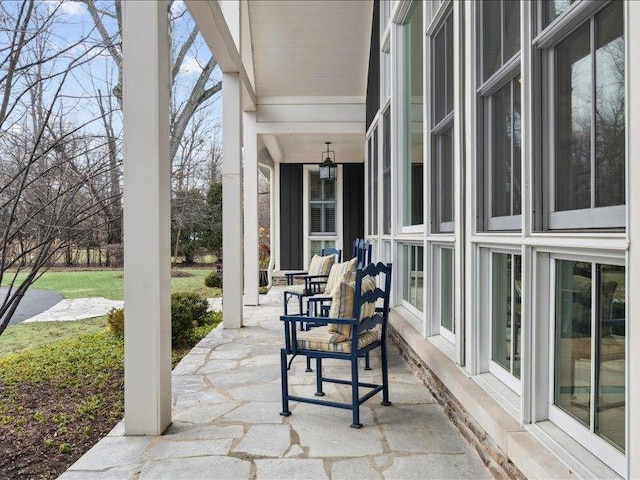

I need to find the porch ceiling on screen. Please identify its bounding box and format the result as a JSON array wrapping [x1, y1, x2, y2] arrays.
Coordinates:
[[248, 0, 373, 97], [263, 133, 364, 164]]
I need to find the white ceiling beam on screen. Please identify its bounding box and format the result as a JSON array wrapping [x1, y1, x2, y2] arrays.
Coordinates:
[[262, 134, 284, 163], [257, 103, 365, 124], [256, 122, 365, 135], [185, 0, 257, 110]]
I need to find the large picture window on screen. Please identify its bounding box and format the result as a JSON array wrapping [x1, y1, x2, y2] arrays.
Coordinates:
[[404, 2, 423, 227], [543, 1, 625, 229], [552, 258, 625, 463], [478, 0, 521, 231], [431, 9, 454, 233]]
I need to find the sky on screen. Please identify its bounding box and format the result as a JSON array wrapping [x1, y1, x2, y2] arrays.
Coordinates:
[[3, 0, 222, 139]]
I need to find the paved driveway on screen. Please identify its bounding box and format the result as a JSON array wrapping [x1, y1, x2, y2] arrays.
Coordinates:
[[0, 287, 63, 326]]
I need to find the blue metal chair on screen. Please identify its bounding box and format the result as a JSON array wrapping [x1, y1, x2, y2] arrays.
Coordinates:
[[280, 262, 393, 428], [283, 247, 341, 316]]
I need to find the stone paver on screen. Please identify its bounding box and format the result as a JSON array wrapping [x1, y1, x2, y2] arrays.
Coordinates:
[[62, 287, 492, 480], [25, 297, 124, 322]]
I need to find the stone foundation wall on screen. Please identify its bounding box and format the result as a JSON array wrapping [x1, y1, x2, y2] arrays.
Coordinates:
[[388, 327, 526, 480]]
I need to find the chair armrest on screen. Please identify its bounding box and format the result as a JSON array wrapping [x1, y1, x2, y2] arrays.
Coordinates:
[[285, 271, 309, 285]]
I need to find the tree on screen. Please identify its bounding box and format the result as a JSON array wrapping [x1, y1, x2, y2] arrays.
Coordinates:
[[0, 1, 117, 335]]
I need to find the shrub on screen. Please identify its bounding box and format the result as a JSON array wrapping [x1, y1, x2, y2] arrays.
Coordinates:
[[106, 308, 124, 337], [170, 292, 210, 346], [204, 271, 222, 288]]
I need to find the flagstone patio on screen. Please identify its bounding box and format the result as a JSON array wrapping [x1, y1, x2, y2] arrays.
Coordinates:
[[59, 288, 492, 480]]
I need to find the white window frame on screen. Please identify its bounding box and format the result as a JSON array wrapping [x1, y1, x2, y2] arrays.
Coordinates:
[[302, 165, 343, 268], [546, 252, 626, 475], [399, 1, 425, 232], [429, 5, 455, 234], [537, 1, 626, 230], [431, 243, 456, 344], [477, 8, 522, 232], [487, 249, 523, 395], [366, 118, 380, 237], [401, 242, 426, 318]]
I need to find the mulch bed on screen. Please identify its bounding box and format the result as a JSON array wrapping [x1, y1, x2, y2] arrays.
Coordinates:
[[0, 372, 123, 479]]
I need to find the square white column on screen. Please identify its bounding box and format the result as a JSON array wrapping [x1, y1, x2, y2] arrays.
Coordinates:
[[222, 72, 243, 328], [243, 112, 259, 306], [122, 0, 171, 435]]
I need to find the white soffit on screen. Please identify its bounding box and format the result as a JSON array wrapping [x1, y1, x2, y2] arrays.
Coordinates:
[[248, 0, 373, 97]]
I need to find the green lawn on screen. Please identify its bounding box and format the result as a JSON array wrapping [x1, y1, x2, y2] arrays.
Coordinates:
[[1, 268, 221, 300], [0, 317, 107, 357]]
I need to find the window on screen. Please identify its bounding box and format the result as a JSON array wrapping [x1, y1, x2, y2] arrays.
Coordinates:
[[552, 259, 625, 463], [309, 171, 336, 235], [490, 253, 522, 391], [382, 106, 392, 234], [367, 128, 378, 235], [404, 2, 423, 227], [440, 247, 455, 338], [478, 0, 521, 230], [309, 240, 336, 258], [402, 244, 424, 312], [543, 1, 625, 229], [431, 9, 454, 233]]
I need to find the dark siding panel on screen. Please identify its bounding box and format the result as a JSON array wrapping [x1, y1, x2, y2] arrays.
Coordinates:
[[279, 164, 303, 269], [342, 164, 365, 256], [366, 0, 380, 130]]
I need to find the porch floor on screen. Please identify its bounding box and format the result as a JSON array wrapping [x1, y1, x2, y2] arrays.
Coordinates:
[[60, 287, 492, 479]]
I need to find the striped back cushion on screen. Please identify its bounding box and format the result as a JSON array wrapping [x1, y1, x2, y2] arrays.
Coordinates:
[[324, 257, 357, 295], [308, 254, 336, 276], [327, 276, 377, 343]]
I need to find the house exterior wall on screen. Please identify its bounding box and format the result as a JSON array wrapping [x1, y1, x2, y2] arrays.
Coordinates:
[[366, 0, 635, 477]]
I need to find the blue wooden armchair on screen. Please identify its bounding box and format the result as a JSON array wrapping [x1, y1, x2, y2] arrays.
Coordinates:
[[280, 262, 393, 428], [283, 248, 341, 316], [307, 238, 372, 317]]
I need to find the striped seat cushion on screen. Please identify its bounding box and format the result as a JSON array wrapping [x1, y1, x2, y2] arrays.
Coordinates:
[[327, 276, 377, 343], [296, 325, 380, 353], [324, 257, 357, 295], [308, 254, 336, 276], [284, 284, 307, 295]]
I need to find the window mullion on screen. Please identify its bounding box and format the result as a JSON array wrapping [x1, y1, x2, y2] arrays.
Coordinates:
[[590, 17, 596, 209], [510, 254, 515, 375], [590, 263, 597, 433], [510, 79, 515, 217]]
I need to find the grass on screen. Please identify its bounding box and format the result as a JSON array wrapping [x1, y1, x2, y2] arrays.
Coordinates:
[[0, 314, 221, 478], [0, 317, 107, 357], [1, 268, 222, 300]]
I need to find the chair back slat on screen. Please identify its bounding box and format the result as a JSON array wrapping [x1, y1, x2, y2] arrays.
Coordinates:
[[352, 238, 372, 267]]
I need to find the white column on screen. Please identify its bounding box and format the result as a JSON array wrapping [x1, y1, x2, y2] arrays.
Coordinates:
[[243, 112, 259, 305], [122, 0, 171, 435], [222, 72, 243, 328], [627, 2, 640, 475]]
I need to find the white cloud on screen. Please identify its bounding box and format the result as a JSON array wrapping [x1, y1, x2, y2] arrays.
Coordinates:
[[171, 0, 186, 16], [180, 56, 203, 75], [46, 1, 86, 16]]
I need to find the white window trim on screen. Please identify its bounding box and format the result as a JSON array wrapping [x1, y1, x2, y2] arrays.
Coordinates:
[[400, 242, 426, 318], [430, 243, 456, 344], [486, 248, 523, 395], [545, 253, 626, 476], [302, 165, 343, 269]]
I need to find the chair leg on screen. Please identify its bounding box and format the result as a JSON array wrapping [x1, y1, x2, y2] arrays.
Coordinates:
[[364, 351, 371, 370], [350, 355, 362, 428], [280, 349, 291, 416], [314, 357, 325, 396], [305, 356, 313, 373], [298, 295, 304, 316], [380, 343, 391, 406]]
